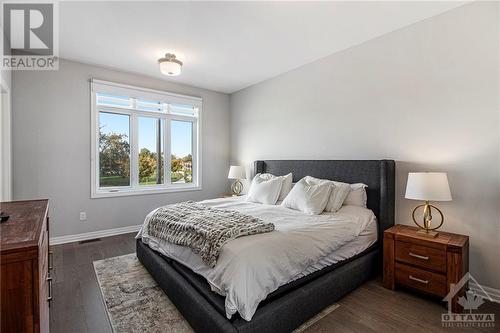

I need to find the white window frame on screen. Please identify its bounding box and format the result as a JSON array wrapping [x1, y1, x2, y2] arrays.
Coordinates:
[[90, 79, 202, 198]]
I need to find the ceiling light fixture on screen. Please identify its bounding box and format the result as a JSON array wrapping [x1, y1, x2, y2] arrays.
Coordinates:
[[158, 53, 183, 76]]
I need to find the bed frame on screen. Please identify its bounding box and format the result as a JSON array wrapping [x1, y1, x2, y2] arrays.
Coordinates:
[[137, 160, 395, 333]]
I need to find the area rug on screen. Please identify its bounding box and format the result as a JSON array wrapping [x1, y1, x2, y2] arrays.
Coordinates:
[[94, 253, 340, 333]]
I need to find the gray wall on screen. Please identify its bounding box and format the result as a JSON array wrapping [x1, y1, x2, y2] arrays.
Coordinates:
[[230, 2, 500, 289], [12, 59, 230, 237]]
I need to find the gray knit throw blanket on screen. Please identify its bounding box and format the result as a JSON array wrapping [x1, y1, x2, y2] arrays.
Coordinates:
[[147, 201, 275, 267]]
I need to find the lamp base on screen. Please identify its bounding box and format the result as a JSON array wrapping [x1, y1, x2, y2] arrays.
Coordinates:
[[411, 201, 444, 239], [416, 229, 439, 238], [231, 179, 243, 196]]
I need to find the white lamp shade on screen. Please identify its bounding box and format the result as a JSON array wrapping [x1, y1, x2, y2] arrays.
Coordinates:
[[159, 61, 182, 76], [405, 172, 452, 201], [228, 166, 246, 180]]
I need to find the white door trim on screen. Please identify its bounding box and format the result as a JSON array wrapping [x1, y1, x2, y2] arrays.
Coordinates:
[[0, 75, 12, 201]]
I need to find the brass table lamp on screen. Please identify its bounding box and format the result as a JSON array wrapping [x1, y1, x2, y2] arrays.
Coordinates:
[[405, 172, 452, 238], [228, 166, 246, 196]]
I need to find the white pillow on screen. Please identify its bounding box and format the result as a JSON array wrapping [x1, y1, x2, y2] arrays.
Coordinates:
[[304, 176, 351, 213], [343, 183, 368, 207], [281, 177, 333, 215], [330, 181, 353, 211], [246, 173, 283, 205], [260, 173, 293, 201]]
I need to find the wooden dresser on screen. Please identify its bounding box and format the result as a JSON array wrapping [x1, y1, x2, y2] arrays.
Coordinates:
[[1, 199, 51, 333], [383, 224, 469, 313]]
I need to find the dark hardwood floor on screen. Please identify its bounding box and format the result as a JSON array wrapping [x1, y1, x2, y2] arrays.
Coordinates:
[[50, 233, 499, 333], [50, 233, 136, 333]]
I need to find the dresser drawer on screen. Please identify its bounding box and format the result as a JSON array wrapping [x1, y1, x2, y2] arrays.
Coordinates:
[[395, 262, 447, 297], [395, 241, 446, 273]]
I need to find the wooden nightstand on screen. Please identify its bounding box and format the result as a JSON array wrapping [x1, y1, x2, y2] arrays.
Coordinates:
[[383, 224, 469, 313]]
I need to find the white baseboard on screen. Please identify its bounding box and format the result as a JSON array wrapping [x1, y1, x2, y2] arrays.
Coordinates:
[[50, 224, 142, 245], [470, 281, 500, 304]]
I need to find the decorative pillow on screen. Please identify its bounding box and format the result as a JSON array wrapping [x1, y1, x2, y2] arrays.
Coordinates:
[[304, 176, 351, 213], [281, 177, 333, 215], [246, 173, 283, 205], [260, 173, 293, 201], [343, 183, 368, 207]]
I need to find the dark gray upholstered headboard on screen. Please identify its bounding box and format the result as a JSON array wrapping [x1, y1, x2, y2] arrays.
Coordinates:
[[254, 160, 395, 244]]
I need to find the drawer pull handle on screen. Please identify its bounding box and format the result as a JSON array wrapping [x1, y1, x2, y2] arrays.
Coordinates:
[[409, 275, 429, 284], [409, 252, 429, 260], [49, 251, 54, 271], [47, 276, 53, 302]]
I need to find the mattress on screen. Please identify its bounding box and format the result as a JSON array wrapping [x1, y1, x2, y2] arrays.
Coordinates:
[[291, 215, 377, 280], [137, 197, 377, 321]]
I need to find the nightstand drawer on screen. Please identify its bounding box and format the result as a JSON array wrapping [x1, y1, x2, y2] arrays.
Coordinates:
[[395, 262, 447, 297], [395, 241, 446, 273]]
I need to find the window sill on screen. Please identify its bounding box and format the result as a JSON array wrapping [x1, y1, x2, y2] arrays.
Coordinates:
[[91, 184, 202, 199]]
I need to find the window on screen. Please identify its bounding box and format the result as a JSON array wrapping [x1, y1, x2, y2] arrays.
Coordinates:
[[91, 79, 201, 198]]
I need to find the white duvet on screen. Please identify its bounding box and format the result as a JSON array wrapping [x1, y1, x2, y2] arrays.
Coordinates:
[[137, 197, 376, 321]]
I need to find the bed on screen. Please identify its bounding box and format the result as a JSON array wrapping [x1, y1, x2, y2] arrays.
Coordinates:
[[137, 159, 395, 333]]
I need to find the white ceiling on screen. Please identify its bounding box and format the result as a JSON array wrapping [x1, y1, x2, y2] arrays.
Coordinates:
[[60, 1, 466, 94]]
